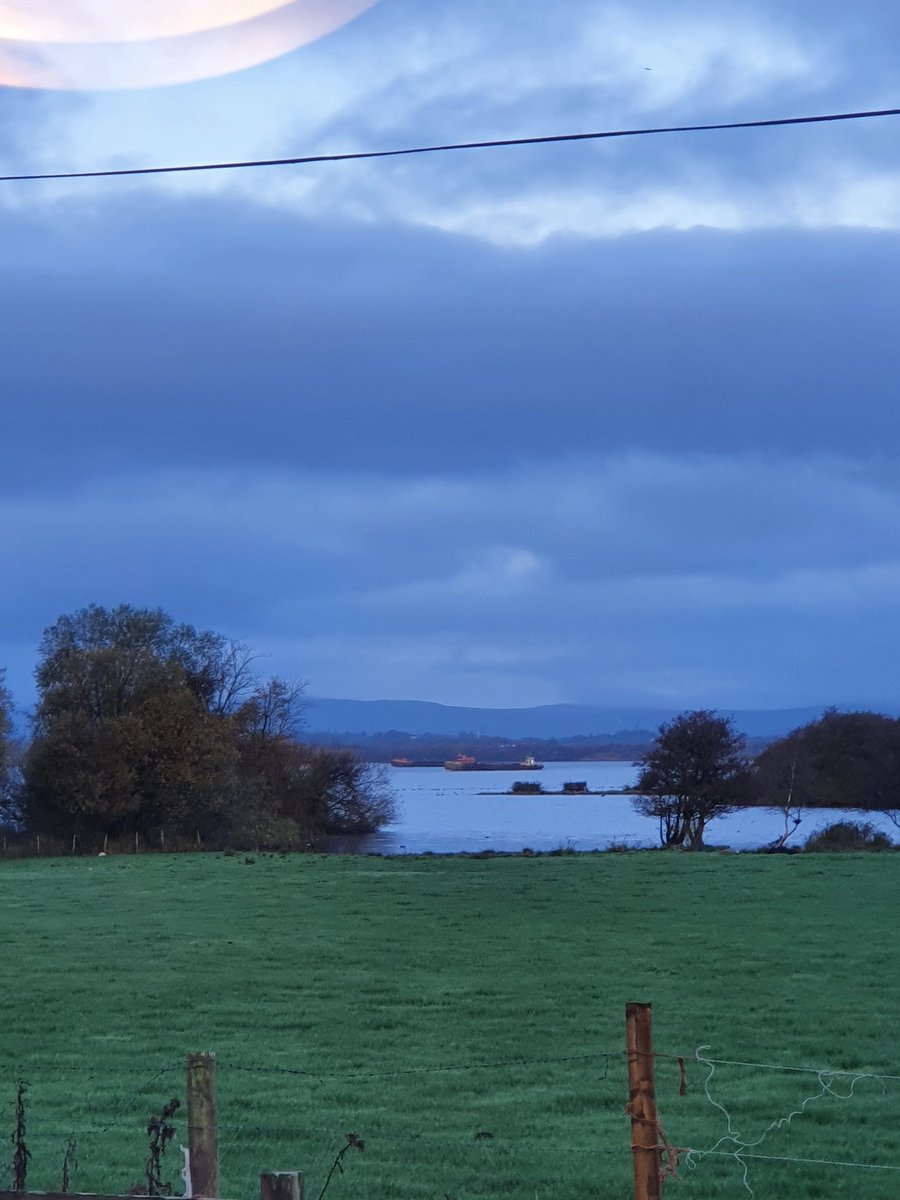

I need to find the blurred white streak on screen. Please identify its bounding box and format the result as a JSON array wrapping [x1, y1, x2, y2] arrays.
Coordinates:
[[0, 0, 377, 89]]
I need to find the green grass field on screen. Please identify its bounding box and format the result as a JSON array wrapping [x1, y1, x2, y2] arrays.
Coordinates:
[[0, 851, 898, 1200]]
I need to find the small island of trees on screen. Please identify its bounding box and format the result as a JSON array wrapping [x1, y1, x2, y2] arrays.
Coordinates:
[[0, 604, 395, 853]]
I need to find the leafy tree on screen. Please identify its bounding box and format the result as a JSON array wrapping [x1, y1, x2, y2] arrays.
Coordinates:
[[634, 710, 752, 849], [33, 604, 256, 726], [23, 603, 392, 849], [227, 695, 390, 846], [756, 709, 900, 833], [25, 607, 240, 840]]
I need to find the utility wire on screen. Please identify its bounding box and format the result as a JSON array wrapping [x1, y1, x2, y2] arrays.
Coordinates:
[[1, 104, 899, 183]]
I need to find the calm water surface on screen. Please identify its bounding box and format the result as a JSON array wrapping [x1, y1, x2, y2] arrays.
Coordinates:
[[328, 761, 897, 854]]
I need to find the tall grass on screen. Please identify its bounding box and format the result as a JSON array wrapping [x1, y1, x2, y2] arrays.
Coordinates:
[[0, 851, 897, 1199]]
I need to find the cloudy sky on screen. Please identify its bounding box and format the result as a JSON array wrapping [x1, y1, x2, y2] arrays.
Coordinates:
[[2, 0, 900, 715]]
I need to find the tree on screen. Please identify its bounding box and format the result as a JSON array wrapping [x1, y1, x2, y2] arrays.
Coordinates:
[[32, 604, 260, 727], [0, 669, 11, 773], [756, 709, 900, 833], [22, 603, 394, 850], [224, 679, 316, 847], [634, 710, 752, 849], [227, 696, 389, 846], [25, 607, 240, 840], [0, 669, 18, 825], [299, 749, 396, 835], [752, 733, 815, 849], [235, 677, 307, 745]]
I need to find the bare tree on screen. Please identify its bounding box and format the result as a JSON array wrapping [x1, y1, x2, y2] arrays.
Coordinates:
[[193, 636, 261, 716], [236, 677, 307, 742], [0, 669, 20, 827], [634, 710, 752, 849]]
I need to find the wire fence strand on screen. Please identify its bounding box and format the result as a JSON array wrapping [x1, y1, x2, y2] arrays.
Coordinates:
[[4, 1044, 900, 1195], [224, 1050, 618, 1079]]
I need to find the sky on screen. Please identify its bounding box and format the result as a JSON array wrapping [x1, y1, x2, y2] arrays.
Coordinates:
[[3, 0, 900, 716]]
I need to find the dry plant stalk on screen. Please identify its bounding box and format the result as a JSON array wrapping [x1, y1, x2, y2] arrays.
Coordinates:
[[12, 1079, 30, 1191], [144, 1098, 180, 1196], [317, 1133, 364, 1200]]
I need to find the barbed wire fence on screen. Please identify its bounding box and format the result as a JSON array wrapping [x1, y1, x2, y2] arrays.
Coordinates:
[[0, 1059, 185, 1197], [2, 1011, 900, 1199]]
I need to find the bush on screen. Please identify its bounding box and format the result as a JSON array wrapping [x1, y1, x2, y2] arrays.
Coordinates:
[[803, 821, 893, 852], [310, 753, 396, 835]]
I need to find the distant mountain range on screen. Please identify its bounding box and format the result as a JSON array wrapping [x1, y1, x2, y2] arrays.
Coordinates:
[[305, 698, 847, 739]]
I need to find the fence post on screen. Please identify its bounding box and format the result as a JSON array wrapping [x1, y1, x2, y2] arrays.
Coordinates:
[[625, 1003, 662, 1200], [187, 1053, 219, 1198], [260, 1172, 304, 1200]]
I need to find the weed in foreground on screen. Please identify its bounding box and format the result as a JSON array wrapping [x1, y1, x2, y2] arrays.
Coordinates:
[[141, 1098, 180, 1196]]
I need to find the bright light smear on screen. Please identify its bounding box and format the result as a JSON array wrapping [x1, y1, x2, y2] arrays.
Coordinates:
[[0, 1, 293, 43], [0, 0, 377, 89]]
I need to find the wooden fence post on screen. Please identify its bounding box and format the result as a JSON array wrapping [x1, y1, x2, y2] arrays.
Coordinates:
[[260, 1172, 304, 1200], [187, 1052, 219, 1198], [626, 1002, 662, 1200]]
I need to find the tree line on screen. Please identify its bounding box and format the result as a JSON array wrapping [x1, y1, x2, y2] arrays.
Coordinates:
[[313, 730, 658, 763], [0, 604, 394, 851], [635, 708, 900, 849], [1, 615, 897, 855]]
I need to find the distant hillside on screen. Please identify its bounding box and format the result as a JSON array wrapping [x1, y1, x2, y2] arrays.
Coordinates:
[[305, 698, 835, 739], [312, 729, 656, 763]]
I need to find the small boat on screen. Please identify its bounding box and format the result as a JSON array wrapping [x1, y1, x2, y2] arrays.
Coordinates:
[[444, 754, 544, 772]]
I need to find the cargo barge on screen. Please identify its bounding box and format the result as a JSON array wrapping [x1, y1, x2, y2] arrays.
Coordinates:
[[443, 755, 544, 772], [390, 758, 445, 767]]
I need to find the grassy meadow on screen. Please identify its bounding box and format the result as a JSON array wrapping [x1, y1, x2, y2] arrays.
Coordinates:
[[0, 850, 898, 1200]]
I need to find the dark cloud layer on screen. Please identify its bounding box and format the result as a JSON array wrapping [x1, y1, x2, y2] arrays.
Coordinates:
[[4, 450, 900, 712], [2, 195, 899, 491]]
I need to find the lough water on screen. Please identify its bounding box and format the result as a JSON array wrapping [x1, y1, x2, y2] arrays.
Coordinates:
[[328, 761, 897, 855]]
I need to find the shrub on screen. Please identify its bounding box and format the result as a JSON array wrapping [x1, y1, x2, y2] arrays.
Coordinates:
[[803, 821, 893, 852]]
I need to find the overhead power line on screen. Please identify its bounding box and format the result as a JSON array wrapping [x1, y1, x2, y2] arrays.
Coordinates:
[[1, 104, 899, 184]]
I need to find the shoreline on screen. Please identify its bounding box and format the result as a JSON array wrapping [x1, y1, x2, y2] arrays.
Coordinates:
[[478, 787, 640, 796]]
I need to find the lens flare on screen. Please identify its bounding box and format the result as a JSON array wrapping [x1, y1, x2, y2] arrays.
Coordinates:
[[0, 1, 295, 43], [0, 0, 377, 89]]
